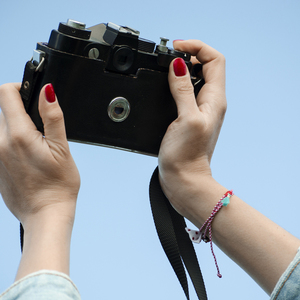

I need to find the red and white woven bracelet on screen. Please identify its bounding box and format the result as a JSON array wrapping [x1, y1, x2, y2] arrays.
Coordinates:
[[186, 190, 234, 278]]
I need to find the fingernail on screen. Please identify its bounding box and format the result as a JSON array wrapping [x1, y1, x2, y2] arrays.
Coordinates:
[[173, 39, 184, 42], [173, 58, 187, 77], [45, 84, 56, 103]]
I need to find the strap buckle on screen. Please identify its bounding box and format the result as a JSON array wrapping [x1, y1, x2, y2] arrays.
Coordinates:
[[20, 50, 46, 112], [31, 49, 46, 72]]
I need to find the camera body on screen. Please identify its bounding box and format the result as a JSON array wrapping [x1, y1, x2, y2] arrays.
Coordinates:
[[20, 20, 203, 156]]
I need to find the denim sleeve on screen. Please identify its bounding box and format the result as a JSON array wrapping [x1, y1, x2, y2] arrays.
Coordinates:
[[0, 270, 81, 300], [270, 247, 300, 300]]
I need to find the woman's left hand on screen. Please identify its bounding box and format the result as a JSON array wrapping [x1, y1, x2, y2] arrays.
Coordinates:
[[0, 83, 80, 230]]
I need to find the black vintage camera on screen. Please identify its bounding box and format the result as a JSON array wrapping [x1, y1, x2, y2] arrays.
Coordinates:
[[20, 19, 203, 156]]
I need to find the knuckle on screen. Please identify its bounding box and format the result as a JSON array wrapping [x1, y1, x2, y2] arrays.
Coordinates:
[[175, 79, 195, 96], [9, 128, 28, 147], [0, 130, 26, 163], [47, 108, 64, 124], [219, 94, 227, 114], [0, 141, 6, 160], [0, 84, 12, 98], [219, 98, 227, 115], [217, 53, 226, 66]]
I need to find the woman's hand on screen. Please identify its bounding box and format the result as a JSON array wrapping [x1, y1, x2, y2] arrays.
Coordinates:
[[0, 83, 80, 279], [0, 83, 80, 229], [159, 41, 300, 295], [158, 40, 227, 221]]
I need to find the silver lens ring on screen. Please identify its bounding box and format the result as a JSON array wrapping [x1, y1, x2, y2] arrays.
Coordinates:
[[107, 97, 130, 122]]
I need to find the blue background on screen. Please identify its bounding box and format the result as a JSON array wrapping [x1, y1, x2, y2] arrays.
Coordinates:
[[1, 0, 300, 299]]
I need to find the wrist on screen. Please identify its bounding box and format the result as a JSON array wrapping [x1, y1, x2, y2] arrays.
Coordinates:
[[16, 202, 76, 281], [21, 195, 77, 231], [159, 169, 228, 227]]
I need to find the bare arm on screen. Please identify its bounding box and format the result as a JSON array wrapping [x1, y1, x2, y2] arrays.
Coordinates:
[[167, 173, 300, 294], [159, 40, 300, 294]]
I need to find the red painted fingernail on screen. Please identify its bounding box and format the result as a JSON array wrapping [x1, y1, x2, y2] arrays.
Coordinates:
[[173, 58, 187, 77], [45, 84, 56, 103], [173, 39, 184, 42]]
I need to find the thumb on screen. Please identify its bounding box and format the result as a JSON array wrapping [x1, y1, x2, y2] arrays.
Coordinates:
[[38, 84, 67, 145], [168, 58, 198, 117]]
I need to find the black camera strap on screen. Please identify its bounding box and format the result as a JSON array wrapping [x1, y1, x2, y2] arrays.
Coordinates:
[[149, 167, 207, 300], [19, 59, 41, 252]]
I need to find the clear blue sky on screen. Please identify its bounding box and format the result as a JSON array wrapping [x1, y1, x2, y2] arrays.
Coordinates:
[[1, 0, 300, 299]]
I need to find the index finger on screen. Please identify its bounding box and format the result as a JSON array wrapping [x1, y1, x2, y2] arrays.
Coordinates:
[[0, 83, 33, 128]]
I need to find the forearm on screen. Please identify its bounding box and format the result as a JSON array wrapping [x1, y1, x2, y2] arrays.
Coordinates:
[[163, 173, 300, 295], [212, 192, 300, 294], [15, 204, 75, 281]]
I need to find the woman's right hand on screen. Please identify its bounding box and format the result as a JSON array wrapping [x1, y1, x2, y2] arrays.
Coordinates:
[[158, 41, 300, 295], [158, 40, 228, 223]]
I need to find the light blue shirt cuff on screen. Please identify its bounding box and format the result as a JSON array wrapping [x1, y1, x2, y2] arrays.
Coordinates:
[[270, 247, 300, 300], [0, 270, 81, 300]]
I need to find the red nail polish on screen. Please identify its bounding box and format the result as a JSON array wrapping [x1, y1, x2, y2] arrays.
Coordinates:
[[173, 39, 184, 42], [173, 58, 187, 77], [45, 84, 56, 103]]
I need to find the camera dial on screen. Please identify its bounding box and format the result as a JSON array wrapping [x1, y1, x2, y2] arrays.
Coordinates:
[[58, 19, 91, 40]]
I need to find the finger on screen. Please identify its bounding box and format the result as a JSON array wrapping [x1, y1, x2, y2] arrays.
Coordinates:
[[190, 57, 200, 65], [173, 40, 226, 117], [0, 83, 33, 127], [168, 58, 199, 117], [173, 39, 225, 86], [38, 84, 68, 147]]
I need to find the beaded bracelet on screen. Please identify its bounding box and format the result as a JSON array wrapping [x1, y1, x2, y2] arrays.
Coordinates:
[[186, 190, 233, 278]]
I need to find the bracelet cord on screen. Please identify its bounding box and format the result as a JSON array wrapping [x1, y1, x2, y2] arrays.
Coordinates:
[[186, 190, 233, 278]]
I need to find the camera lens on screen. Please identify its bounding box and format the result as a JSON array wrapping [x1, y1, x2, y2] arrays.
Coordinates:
[[113, 47, 134, 72], [108, 97, 130, 122]]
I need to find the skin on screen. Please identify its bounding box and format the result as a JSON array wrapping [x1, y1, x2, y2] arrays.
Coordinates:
[[0, 83, 80, 280], [159, 40, 300, 294], [0, 40, 299, 295]]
